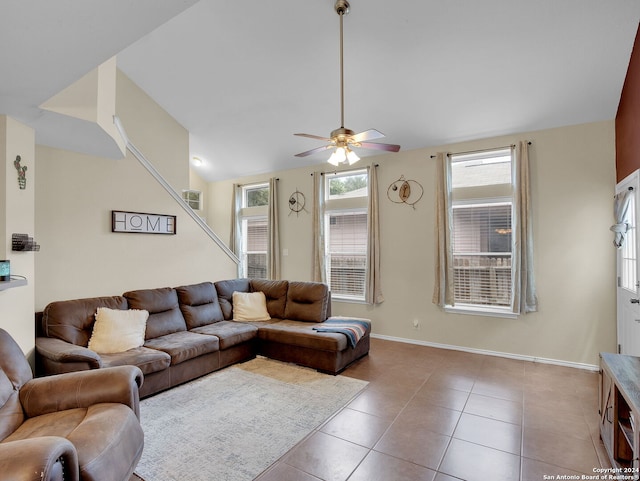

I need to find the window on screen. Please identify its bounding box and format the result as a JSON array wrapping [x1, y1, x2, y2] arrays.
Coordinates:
[[238, 183, 269, 279], [324, 170, 368, 301], [621, 190, 637, 293], [182, 189, 202, 210], [449, 148, 514, 311]]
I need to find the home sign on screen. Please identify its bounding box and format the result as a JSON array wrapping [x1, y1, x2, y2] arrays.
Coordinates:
[[112, 211, 176, 235]]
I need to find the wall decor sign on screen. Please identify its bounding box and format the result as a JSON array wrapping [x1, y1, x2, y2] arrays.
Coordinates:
[[112, 211, 176, 235]]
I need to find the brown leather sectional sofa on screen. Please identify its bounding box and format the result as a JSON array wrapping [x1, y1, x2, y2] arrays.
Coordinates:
[[36, 279, 371, 398]]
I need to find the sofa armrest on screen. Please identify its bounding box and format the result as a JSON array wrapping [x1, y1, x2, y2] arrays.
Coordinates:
[[20, 366, 144, 419], [36, 336, 102, 370], [0, 436, 79, 481]]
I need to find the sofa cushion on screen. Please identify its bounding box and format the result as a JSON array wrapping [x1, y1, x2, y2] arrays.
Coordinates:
[[124, 288, 187, 340], [284, 281, 330, 323], [42, 296, 128, 347], [214, 279, 251, 320], [232, 291, 271, 321], [191, 321, 258, 350], [88, 308, 149, 354], [176, 282, 224, 329], [257, 320, 348, 351], [250, 279, 288, 318], [143, 331, 219, 365], [100, 347, 171, 375]]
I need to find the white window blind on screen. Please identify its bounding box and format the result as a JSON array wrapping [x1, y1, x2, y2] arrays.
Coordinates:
[[326, 210, 367, 299], [242, 216, 267, 279], [452, 203, 512, 306]]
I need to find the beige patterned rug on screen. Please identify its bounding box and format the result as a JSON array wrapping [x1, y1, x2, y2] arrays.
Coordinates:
[[135, 356, 368, 481]]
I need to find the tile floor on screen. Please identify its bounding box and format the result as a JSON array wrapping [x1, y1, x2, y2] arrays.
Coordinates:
[[255, 337, 610, 481]]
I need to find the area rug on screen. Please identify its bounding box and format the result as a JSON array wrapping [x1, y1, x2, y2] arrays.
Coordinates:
[[134, 356, 368, 481]]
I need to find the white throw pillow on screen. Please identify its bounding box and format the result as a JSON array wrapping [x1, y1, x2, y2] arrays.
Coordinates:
[[88, 307, 149, 354], [232, 291, 271, 321]]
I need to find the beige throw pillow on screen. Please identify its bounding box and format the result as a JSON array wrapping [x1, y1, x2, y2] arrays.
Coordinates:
[[88, 307, 149, 354], [232, 291, 271, 321]]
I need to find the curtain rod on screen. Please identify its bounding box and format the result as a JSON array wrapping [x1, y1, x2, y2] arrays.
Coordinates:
[[429, 142, 531, 159], [235, 178, 278, 187], [310, 163, 379, 176]]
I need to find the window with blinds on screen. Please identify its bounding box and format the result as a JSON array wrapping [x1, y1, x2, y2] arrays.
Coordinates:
[[242, 216, 267, 279], [238, 183, 269, 279], [324, 169, 368, 301], [450, 148, 513, 309], [326, 210, 367, 299]]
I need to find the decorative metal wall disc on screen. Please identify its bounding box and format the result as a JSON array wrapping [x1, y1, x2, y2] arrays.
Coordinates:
[[387, 175, 423, 209], [288, 189, 307, 216]]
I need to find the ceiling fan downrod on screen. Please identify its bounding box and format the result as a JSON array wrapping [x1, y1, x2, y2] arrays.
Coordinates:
[[336, 0, 350, 131]]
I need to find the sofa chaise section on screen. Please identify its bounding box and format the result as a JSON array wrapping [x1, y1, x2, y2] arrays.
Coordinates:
[[214, 279, 369, 374]]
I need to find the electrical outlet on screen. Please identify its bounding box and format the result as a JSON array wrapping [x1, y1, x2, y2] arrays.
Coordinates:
[[412, 319, 420, 329]]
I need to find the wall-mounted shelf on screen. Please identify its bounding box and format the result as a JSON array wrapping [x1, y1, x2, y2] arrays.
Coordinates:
[[0, 278, 27, 292]]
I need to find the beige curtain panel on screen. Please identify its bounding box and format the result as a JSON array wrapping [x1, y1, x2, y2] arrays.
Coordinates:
[[432, 152, 454, 307], [312, 172, 326, 283], [267, 177, 280, 280], [512, 141, 538, 314], [366, 163, 384, 305]]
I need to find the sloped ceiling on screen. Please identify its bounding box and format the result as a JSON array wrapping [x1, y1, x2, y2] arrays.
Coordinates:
[[2, 1, 640, 182], [0, 0, 198, 155]]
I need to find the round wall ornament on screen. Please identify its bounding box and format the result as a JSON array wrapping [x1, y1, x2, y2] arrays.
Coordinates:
[[387, 175, 423, 209], [288, 189, 307, 216]]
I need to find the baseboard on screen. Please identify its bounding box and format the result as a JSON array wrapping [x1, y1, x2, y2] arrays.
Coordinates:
[[370, 333, 600, 372]]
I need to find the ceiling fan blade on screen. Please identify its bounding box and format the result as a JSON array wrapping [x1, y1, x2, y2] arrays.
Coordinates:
[[351, 129, 385, 143], [295, 145, 333, 157], [358, 142, 401, 153], [294, 133, 333, 142]]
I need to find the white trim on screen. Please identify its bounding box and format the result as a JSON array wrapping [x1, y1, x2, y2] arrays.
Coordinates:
[[113, 116, 239, 264], [444, 305, 518, 319], [370, 333, 599, 372]]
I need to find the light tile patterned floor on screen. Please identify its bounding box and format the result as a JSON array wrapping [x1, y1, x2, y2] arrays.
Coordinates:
[[255, 337, 609, 481]]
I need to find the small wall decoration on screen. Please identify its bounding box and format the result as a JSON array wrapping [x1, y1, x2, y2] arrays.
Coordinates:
[[288, 189, 307, 216], [112, 211, 176, 235], [12, 233, 40, 251], [14, 155, 27, 190], [387, 175, 423, 209]]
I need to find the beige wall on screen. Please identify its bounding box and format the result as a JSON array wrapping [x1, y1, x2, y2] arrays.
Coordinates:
[[0, 116, 36, 357], [35, 72, 237, 309], [209, 120, 616, 367]]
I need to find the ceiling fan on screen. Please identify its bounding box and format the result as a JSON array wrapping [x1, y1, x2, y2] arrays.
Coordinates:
[[294, 0, 400, 166]]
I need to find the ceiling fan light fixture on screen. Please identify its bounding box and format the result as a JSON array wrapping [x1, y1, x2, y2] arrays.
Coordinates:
[[328, 151, 341, 166], [346, 148, 360, 165]]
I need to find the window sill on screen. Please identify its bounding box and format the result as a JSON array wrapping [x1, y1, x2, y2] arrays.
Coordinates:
[[444, 304, 518, 319], [332, 296, 367, 305]]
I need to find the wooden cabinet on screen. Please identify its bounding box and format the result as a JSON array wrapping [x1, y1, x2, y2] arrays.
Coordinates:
[[600, 353, 640, 478]]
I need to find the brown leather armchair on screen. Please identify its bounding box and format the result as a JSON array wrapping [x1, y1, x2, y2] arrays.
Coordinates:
[[0, 328, 144, 481]]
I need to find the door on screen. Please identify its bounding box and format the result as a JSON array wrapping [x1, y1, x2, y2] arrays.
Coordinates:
[[616, 170, 640, 355]]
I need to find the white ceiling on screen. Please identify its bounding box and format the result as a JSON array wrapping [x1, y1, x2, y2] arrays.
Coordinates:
[[2, 1, 640, 182]]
